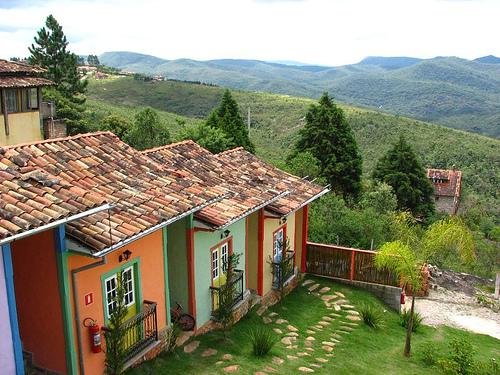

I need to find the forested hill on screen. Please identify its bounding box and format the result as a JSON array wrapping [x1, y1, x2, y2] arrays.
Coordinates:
[[87, 77, 500, 211], [99, 51, 500, 138]]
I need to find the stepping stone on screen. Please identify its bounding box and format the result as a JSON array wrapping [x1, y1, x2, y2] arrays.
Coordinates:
[[316, 358, 328, 363], [330, 337, 340, 343], [275, 318, 288, 324], [183, 340, 200, 353], [298, 367, 314, 373], [340, 326, 354, 331], [338, 330, 351, 335], [263, 317, 272, 324], [287, 355, 298, 360], [257, 305, 267, 316], [268, 312, 278, 317], [306, 329, 315, 334], [286, 332, 299, 337], [326, 353, 335, 357], [318, 321, 330, 326], [305, 347, 315, 352], [322, 316, 333, 321], [255, 372, 267, 375], [223, 354, 233, 361], [322, 345, 334, 352], [308, 283, 320, 292], [272, 357, 284, 365], [202, 348, 217, 357], [322, 341, 336, 347], [314, 325, 323, 330], [346, 315, 361, 321], [311, 364, 322, 368], [341, 305, 356, 310], [346, 310, 359, 315], [216, 361, 224, 365], [335, 291, 345, 298], [319, 287, 331, 294], [302, 279, 314, 286], [264, 366, 278, 373], [306, 336, 316, 341], [297, 352, 310, 357], [321, 294, 337, 302], [304, 340, 313, 347], [330, 313, 341, 317], [281, 337, 294, 345], [332, 334, 342, 339], [176, 331, 193, 346], [344, 322, 359, 326], [334, 299, 348, 305], [286, 345, 298, 349], [273, 328, 283, 334], [287, 325, 298, 332], [223, 365, 240, 373], [333, 305, 341, 311]]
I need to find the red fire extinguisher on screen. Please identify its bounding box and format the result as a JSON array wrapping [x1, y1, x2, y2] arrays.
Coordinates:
[[400, 290, 406, 305], [83, 318, 101, 353]]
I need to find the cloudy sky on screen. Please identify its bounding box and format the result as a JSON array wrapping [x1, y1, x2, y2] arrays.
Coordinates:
[[0, 0, 498, 66]]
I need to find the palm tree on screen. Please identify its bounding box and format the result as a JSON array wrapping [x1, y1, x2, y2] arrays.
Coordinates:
[[375, 212, 474, 357]]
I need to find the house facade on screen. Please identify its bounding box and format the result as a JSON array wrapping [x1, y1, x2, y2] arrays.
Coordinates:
[[0, 59, 55, 146], [427, 168, 462, 215]]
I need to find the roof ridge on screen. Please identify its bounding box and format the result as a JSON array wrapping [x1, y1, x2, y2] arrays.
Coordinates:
[[0, 59, 46, 73], [217, 146, 244, 156], [4, 131, 118, 150], [141, 139, 197, 154]]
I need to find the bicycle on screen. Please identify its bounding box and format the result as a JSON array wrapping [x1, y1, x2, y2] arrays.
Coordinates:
[[170, 302, 196, 331]]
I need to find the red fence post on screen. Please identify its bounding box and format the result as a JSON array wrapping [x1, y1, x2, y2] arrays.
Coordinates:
[[350, 250, 355, 280]]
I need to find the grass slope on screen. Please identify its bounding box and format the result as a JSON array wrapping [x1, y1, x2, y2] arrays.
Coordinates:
[[126, 277, 499, 375], [100, 52, 500, 137], [87, 77, 500, 208]]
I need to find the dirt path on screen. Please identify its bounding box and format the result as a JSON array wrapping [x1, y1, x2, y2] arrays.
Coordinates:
[[405, 288, 500, 340]]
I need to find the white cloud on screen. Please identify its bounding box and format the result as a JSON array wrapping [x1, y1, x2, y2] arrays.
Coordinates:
[[0, 0, 498, 65]]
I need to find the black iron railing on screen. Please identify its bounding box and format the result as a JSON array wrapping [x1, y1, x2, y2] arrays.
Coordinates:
[[103, 300, 158, 363], [272, 250, 295, 289], [210, 269, 244, 318]]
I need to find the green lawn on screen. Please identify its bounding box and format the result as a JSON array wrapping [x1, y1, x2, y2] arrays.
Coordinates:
[[126, 277, 499, 374]]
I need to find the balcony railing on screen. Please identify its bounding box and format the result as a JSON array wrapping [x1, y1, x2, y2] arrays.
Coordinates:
[[210, 269, 244, 318], [272, 250, 295, 289], [103, 300, 158, 363]]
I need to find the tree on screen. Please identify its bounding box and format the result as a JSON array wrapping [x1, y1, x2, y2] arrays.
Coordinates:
[[286, 151, 321, 180], [125, 107, 171, 150], [372, 136, 435, 219], [101, 114, 130, 139], [87, 54, 100, 66], [290, 93, 362, 199], [103, 272, 128, 374], [29, 15, 87, 98], [206, 90, 255, 153], [360, 181, 398, 214], [178, 122, 232, 154], [374, 212, 474, 357]]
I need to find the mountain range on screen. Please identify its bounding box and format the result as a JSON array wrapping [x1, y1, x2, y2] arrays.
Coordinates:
[[99, 51, 500, 138]]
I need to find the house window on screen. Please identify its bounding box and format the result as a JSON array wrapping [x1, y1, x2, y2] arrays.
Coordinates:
[[212, 248, 219, 281], [6, 89, 18, 113], [221, 243, 228, 272], [273, 227, 285, 261], [24, 88, 38, 110], [104, 266, 136, 317]]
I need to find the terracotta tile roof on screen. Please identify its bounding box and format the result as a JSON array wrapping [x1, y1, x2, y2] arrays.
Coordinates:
[[143, 141, 287, 228], [0, 59, 46, 75], [217, 147, 327, 216], [0, 76, 54, 88], [0, 132, 225, 253], [427, 168, 462, 198]]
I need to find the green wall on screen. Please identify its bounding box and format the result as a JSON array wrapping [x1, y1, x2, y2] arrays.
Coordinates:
[[167, 216, 189, 311], [194, 219, 246, 327]]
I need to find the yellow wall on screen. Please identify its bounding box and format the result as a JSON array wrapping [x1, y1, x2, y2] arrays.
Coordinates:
[[0, 111, 43, 146], [294, 208, 304, 269], [262, 212, 296, 295]]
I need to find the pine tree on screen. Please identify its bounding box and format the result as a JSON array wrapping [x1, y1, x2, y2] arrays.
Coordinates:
[[29, 15, 87, 99], [372, 136, 435, 218], [125, 107, 171, 150], [290, 93, 362, 198], [206, 90, 255, 153]]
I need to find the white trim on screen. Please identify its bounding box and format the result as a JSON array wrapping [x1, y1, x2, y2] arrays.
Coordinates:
[[211, 248, 219, 281], [122, 266, 135, 308], [104, 273, 118, 319]]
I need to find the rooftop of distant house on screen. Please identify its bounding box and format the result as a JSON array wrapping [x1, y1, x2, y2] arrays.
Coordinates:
[[427, 168, 462, 198], [0, 59, 54, 88]]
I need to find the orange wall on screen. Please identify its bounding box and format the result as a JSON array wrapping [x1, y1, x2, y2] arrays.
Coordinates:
[[11, 229, 67, 374], [68, 228, 167, 375]]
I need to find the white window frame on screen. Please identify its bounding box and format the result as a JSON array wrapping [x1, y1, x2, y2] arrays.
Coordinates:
[[104, 266, 136, 318], [122, 266, 135, 308], [104, 274, 117, 318], [221, 243, 229, 273], [212, 248, 219, 281], [273, 227, 284, 261]]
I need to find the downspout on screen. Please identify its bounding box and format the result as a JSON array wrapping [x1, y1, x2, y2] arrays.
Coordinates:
[[71, 256, 107, 375]]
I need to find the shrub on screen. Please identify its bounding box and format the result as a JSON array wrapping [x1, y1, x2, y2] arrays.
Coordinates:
[[438, 338, 476, 375], [418, 342, 439, 366], [400, 309, 423, 332], [249, 327, 277, 357], [163, 323, 181, 354], [359, 304, 383, 328], [475, 358, 499, 375]]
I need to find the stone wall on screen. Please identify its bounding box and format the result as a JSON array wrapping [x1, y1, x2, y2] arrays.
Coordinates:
[[43, 118, 67, 140], [310, 275, 403, 311], [435, 196, 457, 215]]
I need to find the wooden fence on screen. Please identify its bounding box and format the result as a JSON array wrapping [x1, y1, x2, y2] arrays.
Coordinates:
[[306, 242, 399, 287]]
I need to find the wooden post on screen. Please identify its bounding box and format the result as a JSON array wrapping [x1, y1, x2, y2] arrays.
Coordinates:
[[1, 89, 9, 136], [495, 273, 500, 300], [350, 250, 355, 280]]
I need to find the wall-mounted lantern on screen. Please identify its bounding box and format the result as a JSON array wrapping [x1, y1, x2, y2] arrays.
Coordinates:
[[119, 249, 132, 262]]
